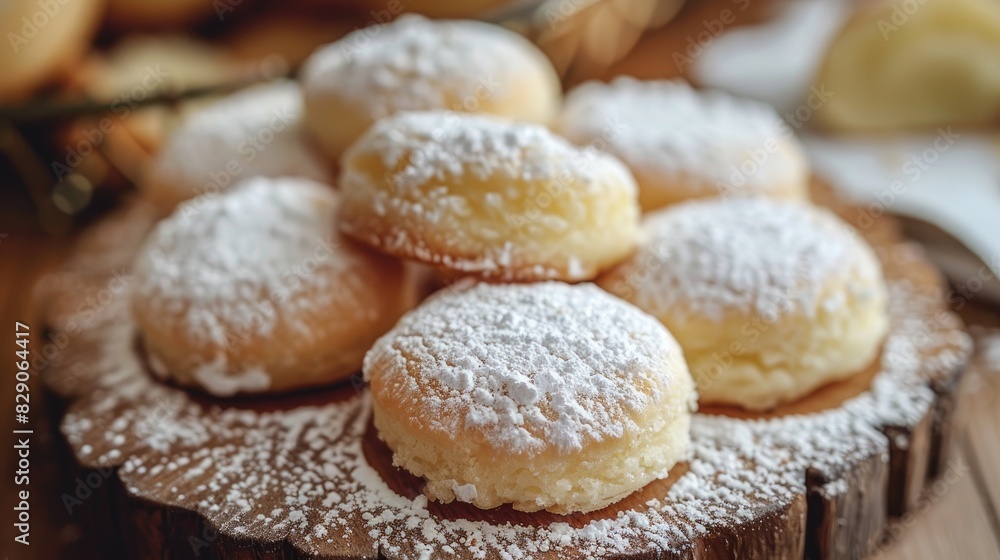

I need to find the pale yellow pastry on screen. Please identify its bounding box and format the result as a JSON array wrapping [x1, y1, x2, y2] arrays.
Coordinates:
[[0, 0, 103, 103], [364, 281, 695, 514], [338, 111, 640, 282], [301, 14, 561, 160], [598, 197, 889, 410], [141, 81, 332, 215], [817, 0, 1000, 131], [556, 78, 809, 212], [132, 177, 414, 397]]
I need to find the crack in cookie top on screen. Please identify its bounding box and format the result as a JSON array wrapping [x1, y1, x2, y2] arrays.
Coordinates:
[[559, 77, 796, 193], [301, 14, 534, 119], [610, 198, 884, 320], [133, 178, 352, 347], [364, 282, 687, 455]]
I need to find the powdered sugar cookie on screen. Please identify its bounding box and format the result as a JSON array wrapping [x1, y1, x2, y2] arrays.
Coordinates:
[[301, 14, 561, 160], [132, 177, 414, 396], [365, 281, 695, 513], [338, 111, 640, 282], [556, 78, 809, 211], [141, 81, 332, 214], [599, 197, 888, 410]]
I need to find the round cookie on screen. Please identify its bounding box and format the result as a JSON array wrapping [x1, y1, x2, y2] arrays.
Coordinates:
[[338, 111, 640, 282], [816, 0, 1000, 131], [555, 77, 810, 212], [364, 281, 695, 514], [301, 14, 561, 160], [141, 81, 332, 214], [597, 197, 889, 410], [132, 177, 414, 397]]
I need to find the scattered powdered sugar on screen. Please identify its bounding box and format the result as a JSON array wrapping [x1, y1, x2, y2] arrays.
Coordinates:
[[355, 111, 626, 195], [557, 77, 800, 194], [192, 361, 271, 397], [301, 15, 536, 119], [364, 282, 685, 454], [150, 80, 331, 198], [55, 203, 972, 559], [451, 482, 479, 503], [615, 197, 883, 320]]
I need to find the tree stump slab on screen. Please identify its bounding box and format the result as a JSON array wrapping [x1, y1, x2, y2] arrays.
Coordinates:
[[41, 186, 972, 560]]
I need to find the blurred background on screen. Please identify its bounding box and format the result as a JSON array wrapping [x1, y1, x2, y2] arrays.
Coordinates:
[[2, 0, 1000, 254], [0, 0, 694, 236], [1, 0, 999, 558]]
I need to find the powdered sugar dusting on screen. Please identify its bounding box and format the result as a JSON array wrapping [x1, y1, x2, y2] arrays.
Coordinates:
[[149, 80, 331, 199], [365, 282, 685, 454], [614, 198, 883, 320], [55, 205, 971, 559], [357, 111, 624, 195], [132, 178, 358, 391], [339, 111, 637, 281], [557, 77, 799, 194], [302, 15, 533, 119]]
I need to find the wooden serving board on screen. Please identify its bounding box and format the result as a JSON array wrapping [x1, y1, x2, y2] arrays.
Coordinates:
[[40, 182, 971, 560]]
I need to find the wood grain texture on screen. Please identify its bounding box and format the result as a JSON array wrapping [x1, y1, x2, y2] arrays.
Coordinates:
[[30, 183, 971, 560], [964, 338, 1000, 527], [875, 441, 1000, 560], [0, 1, 996, 557]]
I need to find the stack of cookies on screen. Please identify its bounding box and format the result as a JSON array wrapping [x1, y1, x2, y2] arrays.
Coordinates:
[[130, 14, 890, 515]]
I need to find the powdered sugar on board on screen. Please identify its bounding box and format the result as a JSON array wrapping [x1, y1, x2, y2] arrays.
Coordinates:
[[52, 200, 970, 559]]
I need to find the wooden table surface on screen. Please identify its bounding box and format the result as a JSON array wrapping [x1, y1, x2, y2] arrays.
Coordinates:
[[1, 0, 999, 558]]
